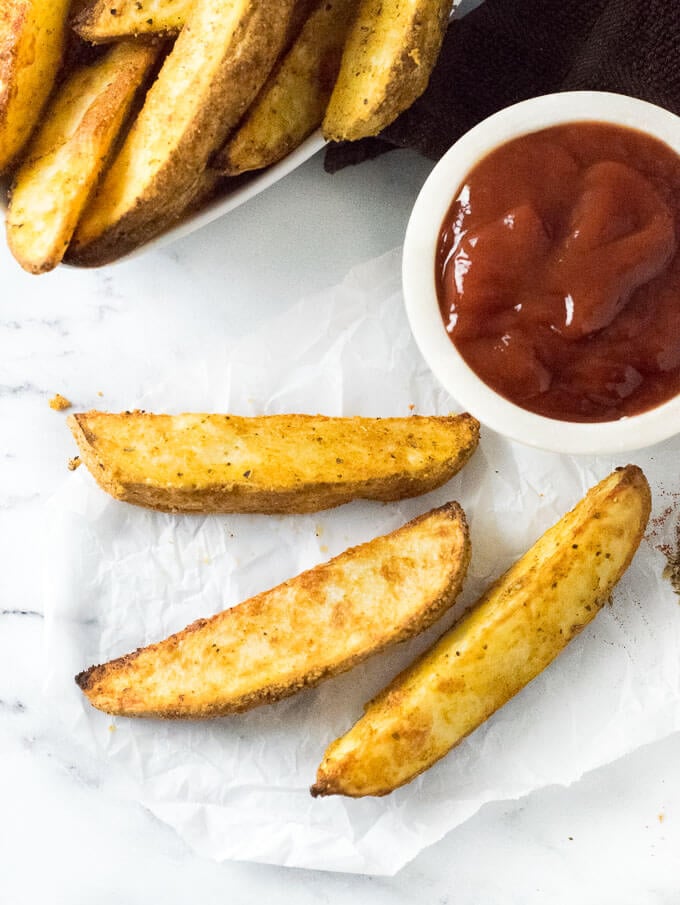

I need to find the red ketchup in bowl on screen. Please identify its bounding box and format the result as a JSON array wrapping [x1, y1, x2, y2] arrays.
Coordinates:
[[435, 122, 680, 422]]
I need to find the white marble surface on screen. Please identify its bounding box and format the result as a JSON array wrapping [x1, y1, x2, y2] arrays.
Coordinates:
[[2, 146, 680, 904]]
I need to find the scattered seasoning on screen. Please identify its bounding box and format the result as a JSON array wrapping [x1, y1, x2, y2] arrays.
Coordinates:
[[67, 456, 81, 472], [49, 393, 71, 411], [661, 523, 680, 595], [646, 489, 680, 597]]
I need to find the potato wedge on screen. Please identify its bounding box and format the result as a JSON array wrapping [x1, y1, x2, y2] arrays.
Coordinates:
[[322, 0, 450, 142], [0, 0, 71, 173], [312, 465, 651, 797], [76, 502, 470, 718], [215, 0, 360, 176], [67, 410, 480, 513], [73, 0, 192, 42], [67, 0, 298, 267], [6, 41, 160, 274]]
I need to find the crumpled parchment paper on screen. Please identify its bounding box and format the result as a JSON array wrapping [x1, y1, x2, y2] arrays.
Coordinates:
[[43, 247, 680, 875]]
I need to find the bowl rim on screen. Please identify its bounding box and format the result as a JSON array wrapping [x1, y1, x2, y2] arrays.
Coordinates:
[[402, 90, 680, 455]]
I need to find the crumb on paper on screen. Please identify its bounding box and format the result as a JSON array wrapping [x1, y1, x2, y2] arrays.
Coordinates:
[[49, 393, 71, 411], [315, 523, 324, 538], [658, 813, 665, 823], [97, 391, 104, 397], [409, 403, 415, 412], [67, 456, 81, 472], [108, 723, 117, 733], [320, 544, 329, 554]]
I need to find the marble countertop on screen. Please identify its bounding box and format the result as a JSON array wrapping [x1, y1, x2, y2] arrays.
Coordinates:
[[2, 146, 679, 904]]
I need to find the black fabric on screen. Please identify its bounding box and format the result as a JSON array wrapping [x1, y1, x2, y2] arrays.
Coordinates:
[[324, 0, 680, 172]]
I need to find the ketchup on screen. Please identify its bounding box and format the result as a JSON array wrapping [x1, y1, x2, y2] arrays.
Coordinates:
[[436, 122, 680, 422]]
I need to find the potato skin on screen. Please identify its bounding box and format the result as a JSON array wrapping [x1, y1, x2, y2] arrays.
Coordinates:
[[312, 465, 651, 798], [67, 411, 480, 514], [0, 0, 71, 173], [7, 41, 160, 274], [73, 0, 192, 42], [76, 502, 470, 718], [67, 0, 298, 266], [322, 0, 451, 142]]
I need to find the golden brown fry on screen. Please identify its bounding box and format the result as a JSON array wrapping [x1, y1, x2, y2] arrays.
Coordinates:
[[76, 502, 470, 718], [0, 0, 71, 173], [322, 0, 450, 142], [216, 0, 360, 176], [7, 41, 160, 274], [312, 465, 651, 798], [73, 0, 192, 42], [67, 0, 298, 267], [67, 411, 480, 513]]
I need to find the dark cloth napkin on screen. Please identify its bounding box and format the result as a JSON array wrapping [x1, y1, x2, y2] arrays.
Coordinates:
[[324, 0, 680, 172]]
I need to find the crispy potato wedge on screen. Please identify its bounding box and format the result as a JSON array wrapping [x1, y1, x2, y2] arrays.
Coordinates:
[[6, 41, 160, 274], [322, 0, 450, 142], [312, 465, 651, 798], [76, 502, 470, 718], [73, 0, 193, 42], [67, 411, 479, 513], [67, 0, 298, 267], [215, 0, 359, 176], [0, 0, 71, 173]]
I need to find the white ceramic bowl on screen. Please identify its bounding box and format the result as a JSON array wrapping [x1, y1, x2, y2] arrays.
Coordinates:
[[402, 91, 680, 454]]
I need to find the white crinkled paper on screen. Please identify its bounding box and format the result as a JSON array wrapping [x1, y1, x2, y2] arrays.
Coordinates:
[[44, 248, 680, 875]]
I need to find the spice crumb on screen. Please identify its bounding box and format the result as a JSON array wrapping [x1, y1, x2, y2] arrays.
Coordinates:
[[49, 393, 71, 411], [67, 456, 81, 472], [658, 813, 665, 823]]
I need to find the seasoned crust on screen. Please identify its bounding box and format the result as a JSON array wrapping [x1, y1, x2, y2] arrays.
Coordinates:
[[75, 501, 470, 718], [72, 0, 191, 42], [67, 411, 480, 514], [322, 0, 451, 142]]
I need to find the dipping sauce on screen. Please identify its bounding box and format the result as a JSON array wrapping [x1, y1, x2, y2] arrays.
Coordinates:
[[436, 122, 680, 422]]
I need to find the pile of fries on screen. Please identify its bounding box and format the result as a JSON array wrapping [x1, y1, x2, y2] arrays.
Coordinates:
[[0, 0, 451, 272]]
